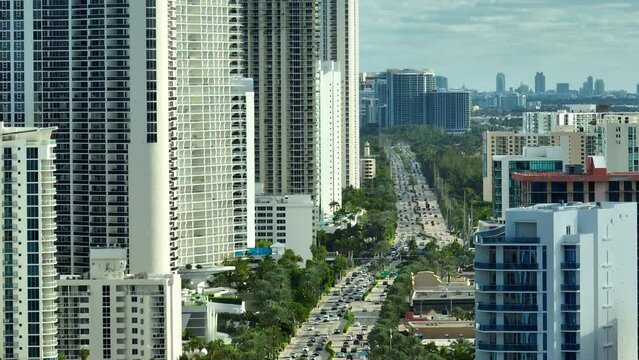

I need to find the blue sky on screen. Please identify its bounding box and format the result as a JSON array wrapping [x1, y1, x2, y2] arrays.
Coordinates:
[[360, 0, 639, 91]]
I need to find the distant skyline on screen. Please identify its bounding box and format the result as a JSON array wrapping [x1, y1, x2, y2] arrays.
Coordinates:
[[360, 0, 639, 92]]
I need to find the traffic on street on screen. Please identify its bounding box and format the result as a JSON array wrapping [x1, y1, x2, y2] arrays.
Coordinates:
[[279, 142, 456, 360]]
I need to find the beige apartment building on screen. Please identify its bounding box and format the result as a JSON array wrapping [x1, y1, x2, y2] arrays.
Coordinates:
[[482, 131, 596, 201]]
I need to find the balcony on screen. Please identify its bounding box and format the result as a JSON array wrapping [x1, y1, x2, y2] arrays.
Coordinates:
[[561, 262, 580, 270], [562, 344, 580, 351], [561, 284, 580, 291], [476, 342, 537, 352], [561, 304, 580, 311], [475, 262, 539, 270], [476, 303, 539, 312], [477, 324, 537, 332], [561, 324, 580, 331], [476, 236, 540, 245], [477, 284, 538, 292]]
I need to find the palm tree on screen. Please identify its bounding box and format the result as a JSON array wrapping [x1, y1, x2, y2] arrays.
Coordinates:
[[205, 339, 227, 358], [184, 337, 207, 353], [329, 201, 340, 213]]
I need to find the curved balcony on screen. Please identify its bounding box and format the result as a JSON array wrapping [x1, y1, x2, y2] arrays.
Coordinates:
[[476, 343, 537, 352], [477, 303, 539, 312], [477, 324, 537, 332], [475, 262, 539, 270]]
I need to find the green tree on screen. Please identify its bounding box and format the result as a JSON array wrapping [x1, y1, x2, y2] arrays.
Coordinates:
[[57, 354, 66, 360], [207, 258, 253, 292], [408, 237, 418, 256], [79, 349, 90, 360], [255, 239, 272, 248], [184, 337, 207, 353]]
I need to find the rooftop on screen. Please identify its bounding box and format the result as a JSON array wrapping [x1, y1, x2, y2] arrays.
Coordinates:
[[508, 202, 619, 213], [512, 171, 639, 181], [512, 155, 632, 182]]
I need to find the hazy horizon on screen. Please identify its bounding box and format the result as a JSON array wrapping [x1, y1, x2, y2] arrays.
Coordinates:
[[360, 0, 639, 92]]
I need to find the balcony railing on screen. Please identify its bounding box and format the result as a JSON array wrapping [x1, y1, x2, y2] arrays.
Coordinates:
[[477, 284, 538, 292], [561, 324, 580, 331], [561, 262, 580, 270], [477, 324, 537, 332], [475, 262, 539, 270], [476, 236, 540, 245], [476, 343, 537, 352], [561, 304, 580, 311], [561, 344, 580, 351], [476, 303, 539, 312], [561, 284, 580, 291]]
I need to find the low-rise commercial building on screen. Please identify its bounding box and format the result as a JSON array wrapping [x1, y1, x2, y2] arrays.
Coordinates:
[[410, 271, 475, 314]]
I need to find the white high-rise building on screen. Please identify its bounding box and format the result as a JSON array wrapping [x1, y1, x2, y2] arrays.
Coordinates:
[[3, 1, 251, 275], [58, 249, 182, 360], [318, 61, 343, 220], [475, 202, 637, 360], [320, 0, 360, 189], [0, 126, 58, 360]]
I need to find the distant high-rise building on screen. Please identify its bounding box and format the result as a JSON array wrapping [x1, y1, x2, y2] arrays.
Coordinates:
[[636, 83, 639, 95], [0, 126, 58, 360], [319, 0, 360, 189], [475, 202, 637, 360], [4, 1, 253, 275], [594, 79, 605, 95], [242, 0, 319, 196], [534, 72, 546, 93], [556, 83, 570, 93], [386, 69, 434, 126], [318, 61, 343, 220], [423, 91, 471, 134], [435, 75, 449, 90], [496, 73, 506, 93], [515, 83, 530, 94], [586, 76, 594, 96]]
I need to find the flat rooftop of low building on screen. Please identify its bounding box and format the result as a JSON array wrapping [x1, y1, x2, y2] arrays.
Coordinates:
[[409, 320, 475, 329], [412, 290, 474, 300], [512, 171, 639, 182], [509, 202, 625, 214]]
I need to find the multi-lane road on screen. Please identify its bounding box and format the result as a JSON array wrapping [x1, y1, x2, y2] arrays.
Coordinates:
[[391, 143, 459, 248], [279, 266, 379, 360], [278, 143, 457, 359]]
